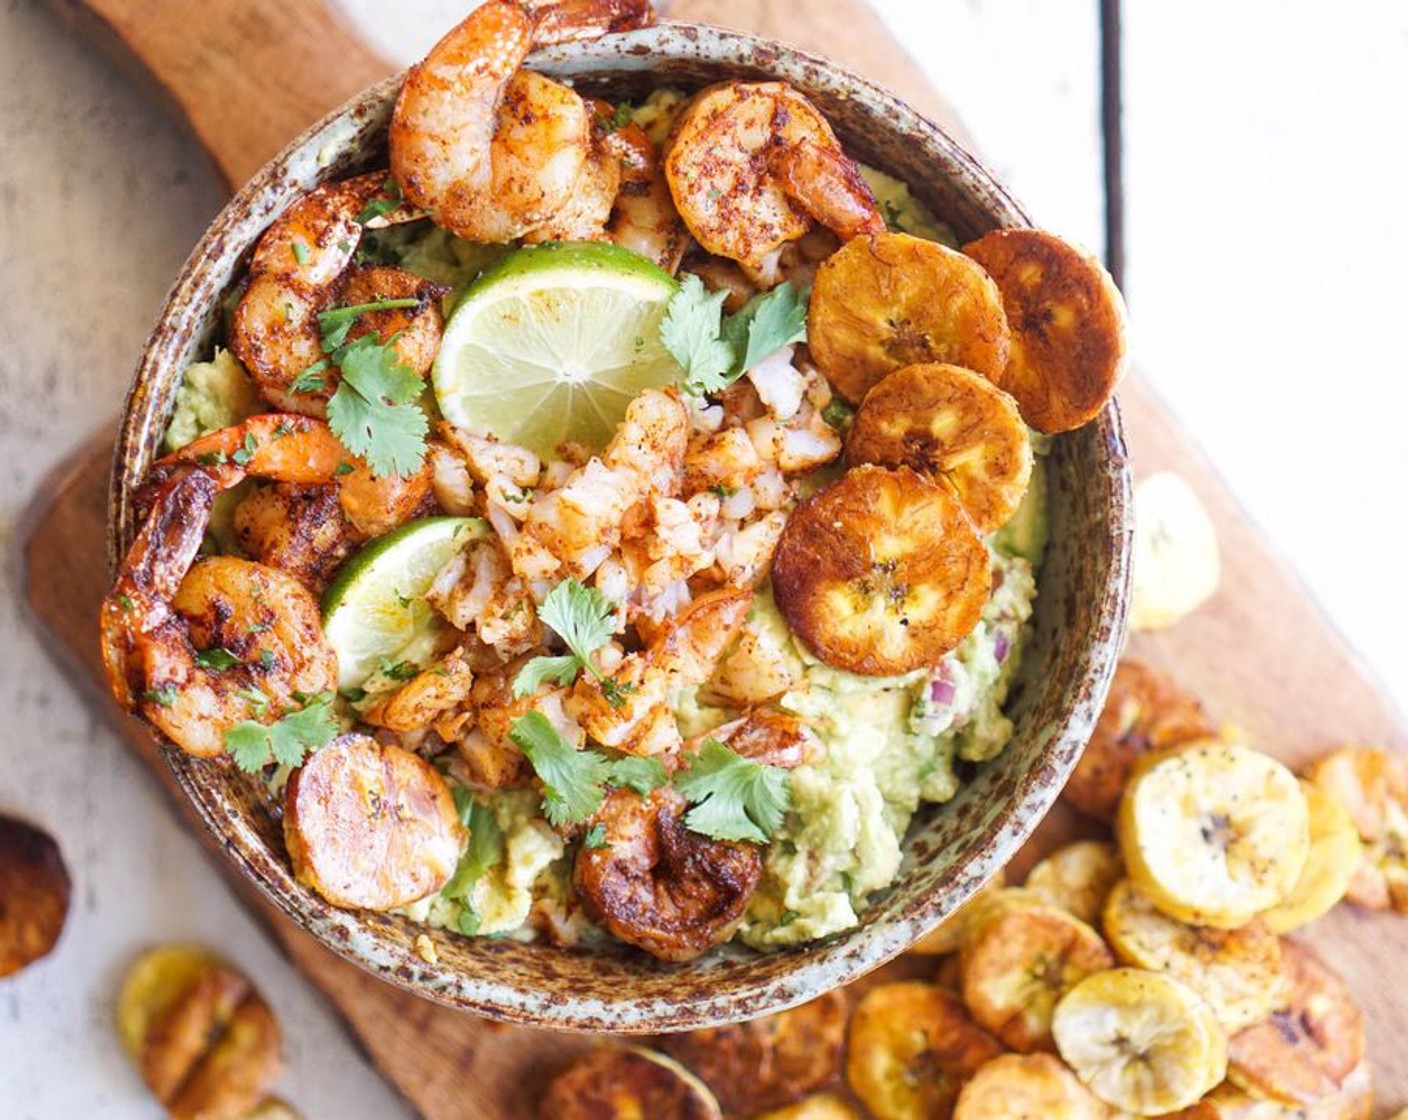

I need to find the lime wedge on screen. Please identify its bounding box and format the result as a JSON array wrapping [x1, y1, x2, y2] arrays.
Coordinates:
[[321, 517, 486, 692], [432, 242, 681, 459]]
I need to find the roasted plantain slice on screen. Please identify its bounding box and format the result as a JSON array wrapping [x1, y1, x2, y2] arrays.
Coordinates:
[[754, 1093, 863, 1120], [845, 363, 1033, 533], [1262, 781, 1363, 933], [846, 981, 1003, 1120], [809, 232, 1010, 404], [960, 901, 1114, 1052], [0, 815, 71, 978], [953, 1053, 1108, 1120], [1227, 939, 1365, 1107], [243, 1101, 304, 1120], [1023, 840, 1125, 926], [539, 1046, 722, 1120], [1117, 742, 1309, 929], [1102, 878, 1289, 1034], [771, 465, 991, 676], [660, 989, 847, 1114], [284, 733, 466, 911], [962, 228, 1127, 434], [117, 944, 222, 1059], [910, 872, 1007, 956], [139, 962, 252, 1105], [167, 993, 282, 1120], [1052, 968, 1227, 1116], [1062, 659, 1216, 821], [119, 947, 283, 1120], [1303, 745, 1408, 912], [1130, 472, 1222, 632], [1197, 1059, 1373, 1120]]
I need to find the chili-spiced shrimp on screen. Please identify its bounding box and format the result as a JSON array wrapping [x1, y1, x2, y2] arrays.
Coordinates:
[[511, 387, 689, 583], [604, 115, 690, 272], [229, 173, 443, 416], [664, 81, 885, 285], [158, 414, 435, 589], [567, 588, 753, 758], [574, 786, 763, 960], [100, 468, 337, 759], [388, 0, 655, 244]]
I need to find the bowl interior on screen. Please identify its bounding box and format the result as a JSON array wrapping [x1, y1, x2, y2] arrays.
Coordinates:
[[110, 22, 1131, 1032]]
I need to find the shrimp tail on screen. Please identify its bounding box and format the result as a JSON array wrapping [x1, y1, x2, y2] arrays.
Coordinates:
[[528, 0, 656, 45], [773, 139, 886, 241], [101, 468, 217, 709]]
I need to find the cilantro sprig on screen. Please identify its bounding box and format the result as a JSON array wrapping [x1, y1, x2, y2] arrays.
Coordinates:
[[301, 297, 431, 479], [355, 178, 404, 226], [675, 739, 792, 843], [224, 692, 339, 772], [513, 580, 635, 706], [508, 712, 670, 828], [509, 711, 613, 827], [324, 334, 429, 478], [442, 789, 505, 900], [661, 276, 809, 395]]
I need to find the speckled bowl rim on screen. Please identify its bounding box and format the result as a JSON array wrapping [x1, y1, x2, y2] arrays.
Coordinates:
[[109, 21, 1132, 1032]]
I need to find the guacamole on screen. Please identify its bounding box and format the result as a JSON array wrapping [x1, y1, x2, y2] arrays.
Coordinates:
[[738, 462, 1046, 949], [163, 347, 260, 453]]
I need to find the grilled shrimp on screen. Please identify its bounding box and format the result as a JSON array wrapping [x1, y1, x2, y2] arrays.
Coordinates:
[[162, 415, 433, 582], [228, 173, 443, 415], [568, 588, 753, 757], [664, 82, 884, 285], [388, 0, 654, 243], [511, 388, 688, 582], [605, 115, 689, 272], [574, 787, 763, 960], [100, 468, 337, 758]]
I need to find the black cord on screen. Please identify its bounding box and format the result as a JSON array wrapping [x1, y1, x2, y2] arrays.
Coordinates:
[[1100, 0, 1126, 291]]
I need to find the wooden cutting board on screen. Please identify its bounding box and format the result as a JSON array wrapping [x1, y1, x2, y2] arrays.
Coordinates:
[[25, 1, 1408, 1116]]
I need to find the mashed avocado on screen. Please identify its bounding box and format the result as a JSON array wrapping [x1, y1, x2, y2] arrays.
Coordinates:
[[360, 225, 510, 307], [737, 463, 1047, 949], [163, 348, 260, 453], [859, 166, 957, 246], [164, 348, 263, 555], [403, 787, 566, 938]]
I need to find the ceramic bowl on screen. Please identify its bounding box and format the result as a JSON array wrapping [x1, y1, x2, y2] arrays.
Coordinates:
[[109, 21, 1132, 1032]]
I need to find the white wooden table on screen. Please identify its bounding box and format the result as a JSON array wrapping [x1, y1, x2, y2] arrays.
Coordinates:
[[1, 2, 1404, 1115]]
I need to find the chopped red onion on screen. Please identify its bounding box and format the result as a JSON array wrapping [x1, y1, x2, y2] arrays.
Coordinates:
[[994, 632, 1010, 663], [929, 678, 957, 705]]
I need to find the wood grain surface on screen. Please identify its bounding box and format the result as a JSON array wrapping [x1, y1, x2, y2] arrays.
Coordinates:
[[22, 0, 1408, 1116]]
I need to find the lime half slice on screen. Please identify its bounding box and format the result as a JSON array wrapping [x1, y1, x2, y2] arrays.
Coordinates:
[[432, 242, 681, 459], [322, 517, 485, 692]]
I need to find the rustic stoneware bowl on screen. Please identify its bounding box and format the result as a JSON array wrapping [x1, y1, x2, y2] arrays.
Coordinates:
[[110, 22, 1132, 1032]]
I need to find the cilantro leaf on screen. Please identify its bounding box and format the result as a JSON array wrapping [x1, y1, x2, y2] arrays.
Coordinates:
[[582, 823, 609, 849], [317, 298, 421, 352], [675, 739, 791, 843], [661, 274, 734, 394], [290, 362, 329, 394], [509, 710, 612, 827], [608, 756, 668, 796], [222, 692, 339, 773], [512, 655, 581, 697], [728, 282, 809, 372], [663, 277, 810, 396], [326, 334, 429, 478], [144, 685, 179, 708], [355, 178, 404, 226], [536, 578, 619, 683], [194, 647, 242, 671], [443, 790, 505, 901], [225, 723, 275, 772]]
